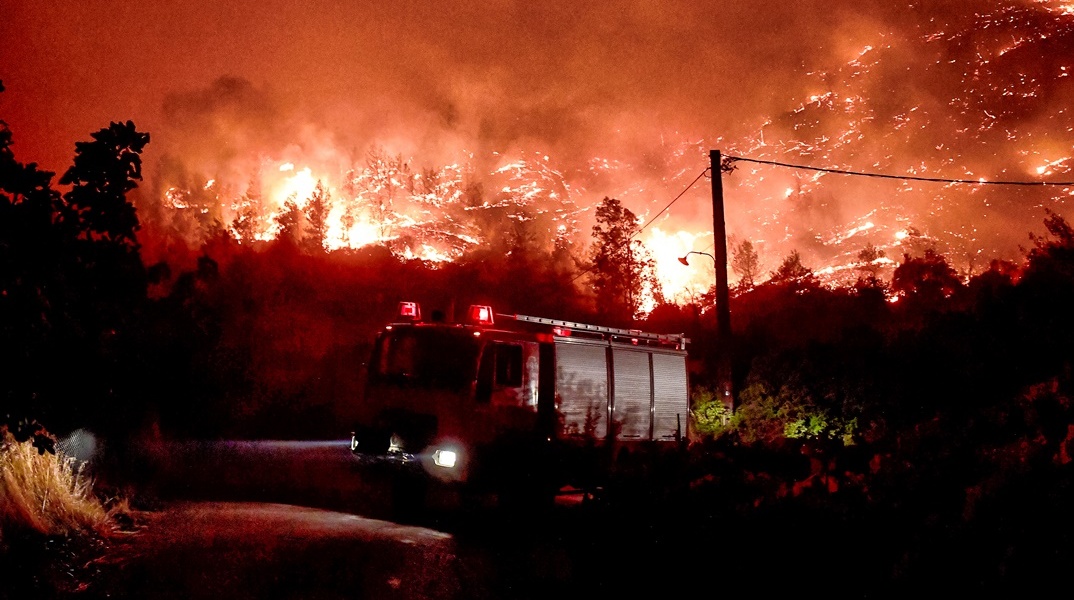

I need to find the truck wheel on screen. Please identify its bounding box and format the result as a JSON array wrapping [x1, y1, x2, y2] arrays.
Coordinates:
[[496, 479, 556, 518], [389, 472, 428, 523]]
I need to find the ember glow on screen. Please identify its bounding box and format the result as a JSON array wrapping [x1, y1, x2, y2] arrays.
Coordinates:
[[4, 0, 1074, 305]]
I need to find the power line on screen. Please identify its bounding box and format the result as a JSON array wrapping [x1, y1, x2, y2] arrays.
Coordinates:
[[725, 155, 1074, 187], [633, 168, 710, 239]]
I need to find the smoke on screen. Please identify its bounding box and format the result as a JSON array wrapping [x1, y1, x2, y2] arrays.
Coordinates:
[[100, 0, 1074, 286]]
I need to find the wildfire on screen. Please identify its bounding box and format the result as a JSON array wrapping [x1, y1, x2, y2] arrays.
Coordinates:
[[146, 1, 1074, 310]]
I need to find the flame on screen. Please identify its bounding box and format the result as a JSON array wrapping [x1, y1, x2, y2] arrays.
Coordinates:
[[272, 166, 318, 208], [644, 227, 711, 302], [403, 244, 454, 263], [164, 187, 187, 209], [324, 211, 380, 251]]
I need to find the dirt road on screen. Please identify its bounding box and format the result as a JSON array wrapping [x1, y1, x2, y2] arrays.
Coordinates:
[[90, 497, 640, 600], [78, 439, 656, 599], [97, 501, 463, 599]]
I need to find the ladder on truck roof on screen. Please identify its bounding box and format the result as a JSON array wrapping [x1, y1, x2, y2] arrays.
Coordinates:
[[499, 313, 689, 350]]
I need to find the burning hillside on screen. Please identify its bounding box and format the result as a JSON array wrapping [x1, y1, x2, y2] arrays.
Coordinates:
[[130, 1, 1074, 302]]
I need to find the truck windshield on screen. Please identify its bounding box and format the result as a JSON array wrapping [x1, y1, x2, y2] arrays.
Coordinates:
[[371, 326, 482, 391]]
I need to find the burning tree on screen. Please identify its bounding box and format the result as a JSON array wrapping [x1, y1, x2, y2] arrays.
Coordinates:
[[351, 147, 412, 240]]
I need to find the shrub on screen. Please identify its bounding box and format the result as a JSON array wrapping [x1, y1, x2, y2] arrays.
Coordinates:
[[0, 430, 111, 543], [784, 413, 858, 446], [730, 381, 860, 446], [690, 384, 734, 438]]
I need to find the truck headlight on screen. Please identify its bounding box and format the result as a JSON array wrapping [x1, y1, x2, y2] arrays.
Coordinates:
[[431, 449, 457, 468]]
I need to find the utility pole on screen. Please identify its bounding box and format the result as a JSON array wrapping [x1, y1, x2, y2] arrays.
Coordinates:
[[710, 149, 734, 410]]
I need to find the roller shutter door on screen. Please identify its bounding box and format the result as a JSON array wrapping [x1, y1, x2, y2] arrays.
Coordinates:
[[652, 352, 688, 441], [555, 341, 609, 439], [612, 348, 652, 441]]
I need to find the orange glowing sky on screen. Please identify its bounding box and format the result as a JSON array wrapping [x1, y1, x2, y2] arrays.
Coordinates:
[[3, 0, 795, 174], [4, 0, 1074, 297]]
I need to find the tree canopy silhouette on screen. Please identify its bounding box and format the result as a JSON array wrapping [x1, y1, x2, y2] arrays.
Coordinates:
[[587, 197, 660, 325], [730, 238, 760, 289], [1, 94, 150, 433]]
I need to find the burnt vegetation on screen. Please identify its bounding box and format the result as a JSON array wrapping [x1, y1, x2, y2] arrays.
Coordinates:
[[3, 82, 1074, 594]]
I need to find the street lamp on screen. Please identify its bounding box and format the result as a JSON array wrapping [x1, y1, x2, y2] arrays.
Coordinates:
[[677, 251, 715, 266], [678, 242, 733, 419]]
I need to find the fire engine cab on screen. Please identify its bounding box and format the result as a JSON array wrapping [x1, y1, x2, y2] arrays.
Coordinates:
[[350, 302, 691, 505]]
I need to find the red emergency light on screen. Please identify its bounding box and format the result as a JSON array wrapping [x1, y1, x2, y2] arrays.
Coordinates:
[[467, 304, 495, 326], [398, 301, 422, 321]]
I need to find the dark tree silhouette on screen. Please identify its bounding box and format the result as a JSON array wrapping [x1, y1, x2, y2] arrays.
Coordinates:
[[768, 249, 813, 286], [303, 180, 331, 254], [587, 197, 659, 324], [274, 194, 303, 247], [1028, 207, 1074, 252], [58, 121, 148, 246], [731, 238, 760, 289], [856, 242, 887, 285], [1, 108, 150, 433], [231, 177, 264, 243], [891, 248, 962, 305], [1, 86, 65, 430]]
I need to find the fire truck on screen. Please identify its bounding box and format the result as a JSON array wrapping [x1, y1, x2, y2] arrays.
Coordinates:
[[350, 301, 691, 508]]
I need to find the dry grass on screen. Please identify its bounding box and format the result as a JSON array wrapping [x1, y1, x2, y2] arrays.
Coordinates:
[[0, 434, 112, 544]]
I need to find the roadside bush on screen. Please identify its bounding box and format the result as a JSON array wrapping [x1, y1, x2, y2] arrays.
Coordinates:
[[729, 380, 860, 446], [0, 430, 111, 543], [690, 384, 733, 438]]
